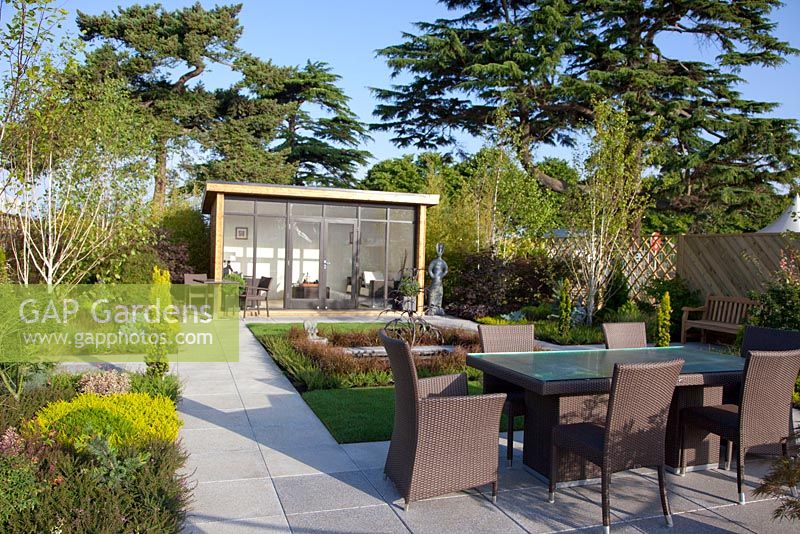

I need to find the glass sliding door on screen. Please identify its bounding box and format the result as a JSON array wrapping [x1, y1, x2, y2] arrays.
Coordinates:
[[322, 222, 356, 309], [357, 221, 387, 308], [254, 217, 286, 308], [288, 221, 323, 308]]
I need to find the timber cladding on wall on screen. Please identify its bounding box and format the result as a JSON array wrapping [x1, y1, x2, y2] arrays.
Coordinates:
[[677, 233, 800, 299]]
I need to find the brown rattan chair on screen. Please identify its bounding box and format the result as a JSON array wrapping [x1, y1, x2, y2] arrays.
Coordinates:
[[242, 277, 268, 317], [680, 349, 800, 504], [478, 324, 535, 467], [379, 331, 506, 510], [255, 276, 272, 317], [549, 359, 684, 533], [722, 325, 800, 404], [602, 322, 647, 349]]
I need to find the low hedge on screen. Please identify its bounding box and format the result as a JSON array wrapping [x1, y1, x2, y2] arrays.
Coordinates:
[[29, 392, 181, 449]]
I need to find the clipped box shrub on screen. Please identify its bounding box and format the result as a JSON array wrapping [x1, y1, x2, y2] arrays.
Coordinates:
[[28, 392, 181, 449]]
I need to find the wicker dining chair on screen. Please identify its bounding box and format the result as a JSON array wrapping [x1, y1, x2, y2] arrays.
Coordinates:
[[478, 324, 535, 467], [242, 277, 268, 317], [723, 325, 800, 404], [680, 349, 800, 504], [255, 276, 272, 317], [602, 322, 647, 349], [549, 359, 684, 533], [379, 331, 506, 510]]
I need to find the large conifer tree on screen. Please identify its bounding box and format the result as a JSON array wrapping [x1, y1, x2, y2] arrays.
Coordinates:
[[373, 0, 799, 231]]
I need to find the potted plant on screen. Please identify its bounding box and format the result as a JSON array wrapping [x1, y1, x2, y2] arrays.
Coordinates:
[[397, 275, 420, 312]]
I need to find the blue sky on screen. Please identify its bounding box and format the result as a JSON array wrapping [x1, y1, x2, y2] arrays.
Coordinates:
[[64, 0, 800, 173]]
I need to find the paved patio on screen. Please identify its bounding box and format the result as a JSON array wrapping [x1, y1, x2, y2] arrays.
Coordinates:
[[177, 321, 796, 533]]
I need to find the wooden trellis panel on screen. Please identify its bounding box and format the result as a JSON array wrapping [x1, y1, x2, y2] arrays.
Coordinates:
[[540, 235, 678, 301], [677, 233, 798, 299], [618, 236, 677, 300]]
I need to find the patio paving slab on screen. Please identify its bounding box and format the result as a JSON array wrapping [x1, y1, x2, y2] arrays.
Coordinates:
[[181, 449, 270, 483], [342, 440, 391, 470], [397, 492, 527, 534], [287, 504, 410, 534], [183, 514, 290, 534], [188, 478, 283, 522], [179, 393, 244, 411], [180, 426, 259, 454], [273, 470, 384, 514], [259, 442, 359, 477]]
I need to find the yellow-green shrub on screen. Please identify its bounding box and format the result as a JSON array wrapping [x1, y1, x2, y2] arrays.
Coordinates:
[[28, 392, 181, 448]]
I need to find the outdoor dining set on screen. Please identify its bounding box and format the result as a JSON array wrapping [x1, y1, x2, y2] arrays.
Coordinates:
[[379, 323, 800, 533]]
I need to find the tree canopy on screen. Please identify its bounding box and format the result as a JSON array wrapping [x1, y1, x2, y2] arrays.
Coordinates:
[[77, 2, 370, 203], [373, 0, 800, 232]]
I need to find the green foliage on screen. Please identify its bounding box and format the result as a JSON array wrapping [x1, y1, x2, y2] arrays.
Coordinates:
[[224, 271, 246, 292], [145, 266, 175, 378], [446, 252, 566, 319], [657, 292, 672, 347], [7, 54, 152, 287], [0, 455, 41, 522], [362, 155, 426, 193], [373, 0, 799, 233], [159, 204, 210, 273], [0, 370, 188, 532], [476, 316, 529, 326], [117, 250, 165, 284], [521, 303, 554, 321], [129, 373, 182, 404], [396, 276, 420, 297], [754, 449, 800, 521], [261, 335, 339, 390], [558, 279, 573, 337], [603, 266, 630, 312], [0, 383, 76, 434], [565, 100, 655, 324], [29, 392, 181, 449], [748, 277, 800, 331], [534, 320, 605, 346], [78, 2, 243, 206], [643, 277, 702, 339]]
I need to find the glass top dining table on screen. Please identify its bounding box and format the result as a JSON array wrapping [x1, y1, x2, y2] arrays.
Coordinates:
[[466, 346, 744, 396]]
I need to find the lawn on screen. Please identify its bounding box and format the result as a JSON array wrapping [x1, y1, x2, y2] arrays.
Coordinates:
[[303, 382, 523, 443], [248, 321, 387, 338]]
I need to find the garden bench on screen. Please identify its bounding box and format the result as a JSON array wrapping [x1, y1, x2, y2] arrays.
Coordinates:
[[681, 295, 758, 343]]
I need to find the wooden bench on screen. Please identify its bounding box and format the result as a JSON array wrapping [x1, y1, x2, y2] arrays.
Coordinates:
[[681, 295, 758, 343]]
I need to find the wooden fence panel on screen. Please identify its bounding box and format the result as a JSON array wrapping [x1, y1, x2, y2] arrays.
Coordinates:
[[677, 233, 798, 299]]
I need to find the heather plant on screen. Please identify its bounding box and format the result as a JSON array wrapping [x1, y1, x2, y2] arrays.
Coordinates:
[[78, 370, 131, 396], [0, 427, 24, 456]]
